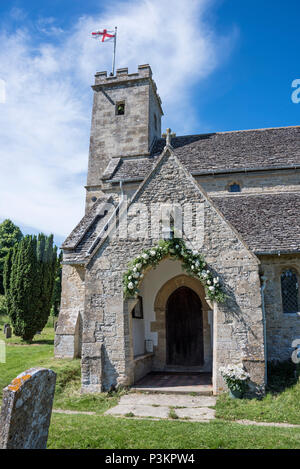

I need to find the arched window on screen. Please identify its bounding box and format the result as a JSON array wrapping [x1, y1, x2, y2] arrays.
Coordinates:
[[229, 183, 241, 193], [281, 269, 299, 314]]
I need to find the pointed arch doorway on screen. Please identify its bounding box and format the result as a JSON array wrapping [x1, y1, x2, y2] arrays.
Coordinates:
[[166, 286, 204, 366]]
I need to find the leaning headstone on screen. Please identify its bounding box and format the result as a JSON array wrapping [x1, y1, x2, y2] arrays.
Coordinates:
[[0, 368, 56, 449], [5, 326, 11, 339], [3, 324, 9, 335]]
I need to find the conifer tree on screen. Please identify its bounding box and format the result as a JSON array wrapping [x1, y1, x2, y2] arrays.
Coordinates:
[[4, 233, 57, 342], [0, 219, 23, 294], [52, 250, 63, 316], [3, 246, 14, 315], [9, 235, 39, 341]]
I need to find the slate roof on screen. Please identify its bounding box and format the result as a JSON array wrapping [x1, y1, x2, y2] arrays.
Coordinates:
[[107, 126, 300, 181], [62, 195, 117, 263], [212, 193, 300, 254], [63, 126, 300, 263]]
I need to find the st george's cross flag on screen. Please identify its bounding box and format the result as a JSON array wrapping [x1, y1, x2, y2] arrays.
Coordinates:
[[91, 29, 116, 42]]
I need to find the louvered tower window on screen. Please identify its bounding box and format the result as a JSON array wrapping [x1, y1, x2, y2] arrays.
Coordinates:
[[281, 269, 299, 314]]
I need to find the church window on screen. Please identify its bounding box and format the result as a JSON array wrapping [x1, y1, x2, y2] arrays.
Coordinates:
[[229, 183, 241, 193], [154, 114, 157, 131], [116, 102, 125, 115], [281, 269, 299, 314]]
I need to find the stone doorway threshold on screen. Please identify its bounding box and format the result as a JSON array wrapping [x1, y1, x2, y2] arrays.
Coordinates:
[[131, 372, 213, 395]]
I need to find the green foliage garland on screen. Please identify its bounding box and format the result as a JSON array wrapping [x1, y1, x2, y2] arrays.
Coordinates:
[[123, 238, 226, 303]]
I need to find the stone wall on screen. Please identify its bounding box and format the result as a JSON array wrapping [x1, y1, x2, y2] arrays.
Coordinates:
[[101, 168, 300, 201], [81, 149, 265, 394], [86, 65, 163, 195], [196, 169, 300, 196], [260, 254, 300, 362], [54, 264, 85, 359]]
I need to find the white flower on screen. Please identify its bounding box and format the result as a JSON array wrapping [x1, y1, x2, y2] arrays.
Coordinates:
[[220, 364, 250, 381], [208, 286, 215, 292], [191, 265, 195, 270], [133, 272, 140, 279], [128, 276, 132, 280], [136, 263, 142, 270], [175, 244, 179, 249], [128, 282, 134, 290], [207, 280, 211, 285], [133, 267, 137, 272], [150, 250, 156, 256], [213, 277, 219, 284], [142, 253, 149, 260]]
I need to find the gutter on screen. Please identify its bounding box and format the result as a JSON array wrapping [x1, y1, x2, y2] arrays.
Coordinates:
[[191, 164, 300, 178], [260, 275, 268, 386], [106, 164, 300, 185]]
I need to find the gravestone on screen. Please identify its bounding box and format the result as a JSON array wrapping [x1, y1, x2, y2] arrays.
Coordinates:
[[0, 368, 56, 449], [3, 323, 9, 335], [5, 326, 11, 339]]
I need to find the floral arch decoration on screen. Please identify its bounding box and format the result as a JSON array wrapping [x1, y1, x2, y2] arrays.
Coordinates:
[[123, 238, 226, 303]]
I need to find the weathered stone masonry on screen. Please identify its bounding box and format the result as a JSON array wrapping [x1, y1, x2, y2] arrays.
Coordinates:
[[55, 64, 300, 395]]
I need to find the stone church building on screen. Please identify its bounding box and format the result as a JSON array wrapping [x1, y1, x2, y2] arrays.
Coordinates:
[[54, 64, 300, 395]]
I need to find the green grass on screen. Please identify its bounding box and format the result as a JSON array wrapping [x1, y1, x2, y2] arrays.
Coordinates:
[[2, 312, 300, 448], [47, 414, 300, 449], [216, 362, 300, 425], [0, 315, 121, 413]]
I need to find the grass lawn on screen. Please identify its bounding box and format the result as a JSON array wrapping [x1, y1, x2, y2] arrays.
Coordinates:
[[48, 414, 300, 449], [216, 362, 300, 425], [1, 312, 300, 449]]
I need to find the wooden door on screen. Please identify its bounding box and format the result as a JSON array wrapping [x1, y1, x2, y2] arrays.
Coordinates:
[[166, 286, 203, 366]]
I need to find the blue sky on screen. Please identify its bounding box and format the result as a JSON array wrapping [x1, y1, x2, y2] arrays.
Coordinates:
[[0, 0, 299, 246]]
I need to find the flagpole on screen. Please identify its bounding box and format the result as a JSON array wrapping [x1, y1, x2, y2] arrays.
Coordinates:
[[112, 26, 117, 76]]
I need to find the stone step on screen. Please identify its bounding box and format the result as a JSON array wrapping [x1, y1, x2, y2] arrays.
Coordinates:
[[122, 393, 216, 407], [105, 393, 216, 421], [130, 385, 213, 396]]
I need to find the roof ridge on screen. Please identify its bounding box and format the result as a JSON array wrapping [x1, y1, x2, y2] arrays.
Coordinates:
[[169, 125, 300, 140]]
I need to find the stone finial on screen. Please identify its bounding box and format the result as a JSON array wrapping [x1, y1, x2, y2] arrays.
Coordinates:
[[0, 368, 56, 449], [162, 128, 176, 147]]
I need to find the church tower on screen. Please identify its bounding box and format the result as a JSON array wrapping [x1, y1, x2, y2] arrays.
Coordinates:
[[86, 64, 163, 209]]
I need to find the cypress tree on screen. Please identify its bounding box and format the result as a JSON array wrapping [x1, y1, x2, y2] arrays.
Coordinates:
[[5, 233, 57, 342], [3, 247, 14, 311], [52, 251, 63, 316], [9, 235, 38, 341], [0, 219, 23, 294]]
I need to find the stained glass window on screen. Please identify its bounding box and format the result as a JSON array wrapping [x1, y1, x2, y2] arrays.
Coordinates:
[[281, 269, 299, 314]]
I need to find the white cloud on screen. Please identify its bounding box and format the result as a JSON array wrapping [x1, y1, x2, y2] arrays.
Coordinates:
[[0, 0, 235, 239]]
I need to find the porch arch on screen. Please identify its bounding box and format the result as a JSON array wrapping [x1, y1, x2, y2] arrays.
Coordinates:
[[151, 274, 213, 371]]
